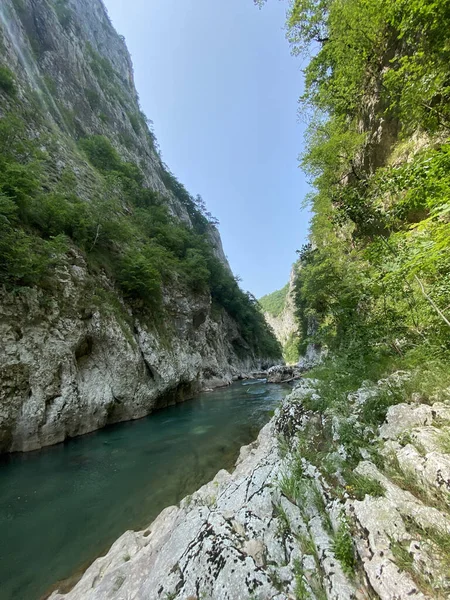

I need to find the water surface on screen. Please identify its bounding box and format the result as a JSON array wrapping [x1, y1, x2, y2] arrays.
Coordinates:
[[0, 380, 289, 600]]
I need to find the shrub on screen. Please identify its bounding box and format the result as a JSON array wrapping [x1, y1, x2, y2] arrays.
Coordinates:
[[332, 518, 356, 577], [347, 474, 384, 501], [128, 112, 141, 134], [0, 66, 16, 96], [283, 332, 300, 364], [117, 248, 162, 302], [79, 135, 123, 172], [85, 88, 101, 111], [360, 387, 403, 426]]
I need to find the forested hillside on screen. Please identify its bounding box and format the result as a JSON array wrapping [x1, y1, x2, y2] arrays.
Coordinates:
[[257, 0, 450, 376], [260, 284, 289, 317]]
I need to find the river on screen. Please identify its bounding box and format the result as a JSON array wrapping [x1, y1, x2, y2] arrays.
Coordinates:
[[0, 380, 290, 600]]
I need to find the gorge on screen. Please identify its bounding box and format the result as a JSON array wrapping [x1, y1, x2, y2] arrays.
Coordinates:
[[1, 0, 450, 599], [0, 380, 290, 600], [0, 0, 281, 455]]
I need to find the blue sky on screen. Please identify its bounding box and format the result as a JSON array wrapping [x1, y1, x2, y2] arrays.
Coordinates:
[[103, 0, 310, 298]]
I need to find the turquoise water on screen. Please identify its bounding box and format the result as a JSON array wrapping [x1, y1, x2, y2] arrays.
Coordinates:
[[0, 380, 289, 600]]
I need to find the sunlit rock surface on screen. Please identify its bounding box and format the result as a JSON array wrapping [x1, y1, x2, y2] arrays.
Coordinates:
[[51, 376, 450, 600]]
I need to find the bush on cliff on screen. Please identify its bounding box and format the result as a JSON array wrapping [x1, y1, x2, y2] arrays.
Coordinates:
[[0, 110, 280, 358], [268, 0, 450, 363]]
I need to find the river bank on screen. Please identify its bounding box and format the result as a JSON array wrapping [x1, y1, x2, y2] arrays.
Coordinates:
[[48, 372, 450, 600]]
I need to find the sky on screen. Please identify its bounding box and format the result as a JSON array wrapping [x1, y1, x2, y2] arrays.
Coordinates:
[[103, 0, 310, 298]]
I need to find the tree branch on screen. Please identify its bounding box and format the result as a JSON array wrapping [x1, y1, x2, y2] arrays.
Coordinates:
[[414, 275, 450, 329]]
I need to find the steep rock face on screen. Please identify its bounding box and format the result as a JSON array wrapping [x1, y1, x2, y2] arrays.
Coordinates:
[[0, 249, 267, 454], [0, 0, 277, 453], [260, 268, 299, 363], [1, 0, 192, 222], [0, 0, 230, 265]]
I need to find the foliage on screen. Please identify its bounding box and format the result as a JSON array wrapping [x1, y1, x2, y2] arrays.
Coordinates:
[[259, 284, 289, 317], [283, 332, 300, 364], [263, 0, 450, 365], [116, 247, 162, 303], [128, 111, 141, 134], [86, 43, 115, 82], [0, 66, 16, 96], [332, 517, 356, 577], [0, 105, 280, 358], [259, 283, 301, 361], [293, 559, 310, 600], [79, 135, 126, 173], [359, 386, 402, 425], [346, 474, 385, 500]]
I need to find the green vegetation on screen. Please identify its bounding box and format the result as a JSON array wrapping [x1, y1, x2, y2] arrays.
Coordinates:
[[283, 332, 300, 363], [346, 474, 384, 501], [259, 284, 288, 317], [0, 115, 68, 286], [293, 559, 310, 600], [391, 525, 450, 600], [128, 112, 141, 134], [257, 0, 450, 370], [385, 452, 450, 512], [85, 88, 101, 111], [86, 42, 115, 82], [259, 284, 301, 362], [0, 92, 280, 358], [293, 556, 327, 600], [260, 0, 450, 591], [0, 66, 16, 96], [332, 518, 356, 577]]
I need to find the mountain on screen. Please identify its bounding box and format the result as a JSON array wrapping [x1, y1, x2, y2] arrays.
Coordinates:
[[0, 0, 281, 453], [259, 267, 300, 363]]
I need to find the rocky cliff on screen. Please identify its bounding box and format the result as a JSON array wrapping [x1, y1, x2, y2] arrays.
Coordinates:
[[0, 0, 280, 453], [260, 267, 300, 364]]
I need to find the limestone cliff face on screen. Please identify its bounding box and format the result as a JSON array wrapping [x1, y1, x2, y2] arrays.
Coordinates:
[[0, 0, 276, 453], [0, 253, 265, 453], [260, 267, 299, 363], [0, 0, 227, 247]]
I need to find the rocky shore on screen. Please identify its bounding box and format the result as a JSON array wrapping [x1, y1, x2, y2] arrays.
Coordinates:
[[49, 374, 450, 600]]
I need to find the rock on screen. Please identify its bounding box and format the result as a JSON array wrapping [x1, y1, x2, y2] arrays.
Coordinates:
[[0, 269, 272, 453], [49, 421, 289, 600], [275, 379, 318, 439], [380, 400, 450, 441], [261, 268, 299, 361], [46, 373, 450, 600], [380, 404, 435, 439], [242, 539, 266, 567], [0, 0, 281, 454], [297, 342, 324, 371], [267, 364, 301, 383]]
